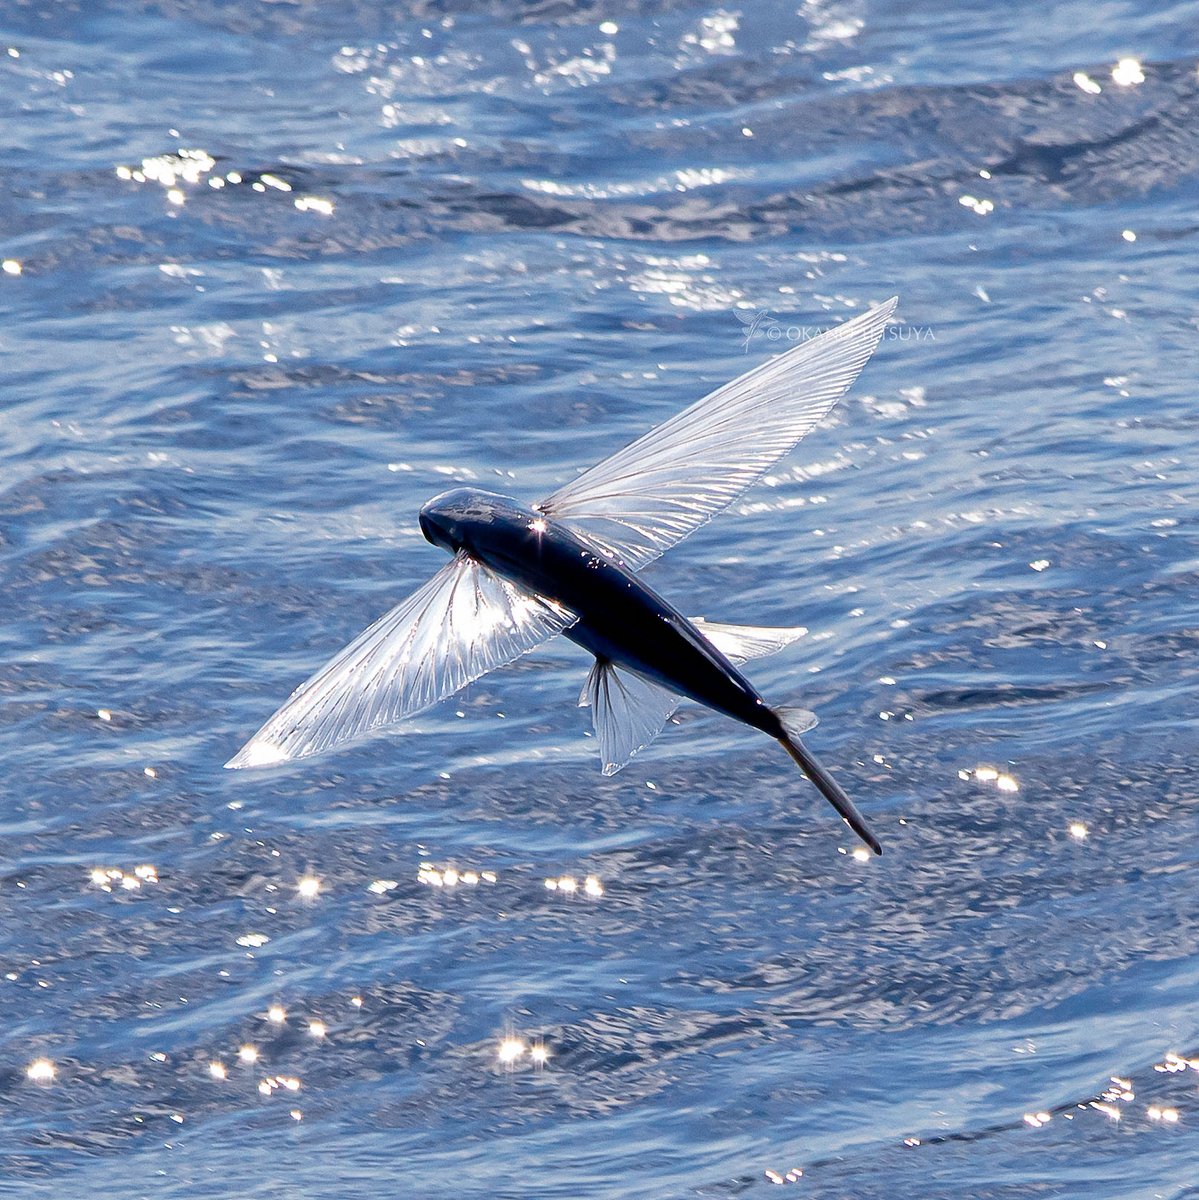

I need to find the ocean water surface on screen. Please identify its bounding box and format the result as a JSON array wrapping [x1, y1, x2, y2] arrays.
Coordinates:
[[2, 1, 1199, 1196]]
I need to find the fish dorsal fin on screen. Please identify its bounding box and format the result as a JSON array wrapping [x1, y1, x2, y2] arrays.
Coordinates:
[[580, 660, 681, 776], [689, 618, 807, 665]]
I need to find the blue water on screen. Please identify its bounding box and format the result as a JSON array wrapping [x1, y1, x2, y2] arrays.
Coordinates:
[[3, 1, 1199, 1195]]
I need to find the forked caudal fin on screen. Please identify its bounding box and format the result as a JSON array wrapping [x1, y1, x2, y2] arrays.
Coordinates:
[[776, 707, 882, 855]]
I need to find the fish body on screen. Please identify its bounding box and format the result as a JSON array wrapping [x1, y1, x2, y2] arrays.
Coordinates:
[[420, 487, 776, 735], [419, 485, 882, 854], [227, 296, 900, 853]]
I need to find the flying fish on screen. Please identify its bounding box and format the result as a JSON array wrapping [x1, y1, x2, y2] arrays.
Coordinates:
[[228, 298, 898, 854]]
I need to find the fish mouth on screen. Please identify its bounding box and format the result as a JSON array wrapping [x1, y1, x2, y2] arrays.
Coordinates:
[[419, 509, 453, 551], [418, 510, 437, 545]]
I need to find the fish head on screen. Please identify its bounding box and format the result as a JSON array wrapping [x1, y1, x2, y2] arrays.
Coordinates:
[[419, 488, 525, 555]]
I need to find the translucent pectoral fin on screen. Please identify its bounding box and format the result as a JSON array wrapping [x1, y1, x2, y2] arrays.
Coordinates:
[[226, 553, 575, 768], [540, 298, 897, 570], [583, 659, 681, 776], [689, 617, 808, 665]]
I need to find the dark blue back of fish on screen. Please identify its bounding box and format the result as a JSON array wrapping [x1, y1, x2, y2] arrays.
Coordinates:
[[431, 489, 779, 737]]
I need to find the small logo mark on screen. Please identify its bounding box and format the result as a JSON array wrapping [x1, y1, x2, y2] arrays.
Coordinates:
[[733, 307, 778, 351]]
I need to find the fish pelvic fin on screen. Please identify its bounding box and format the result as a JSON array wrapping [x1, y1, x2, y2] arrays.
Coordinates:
[[775, 716, 881, 855], [582, 659, 681, 776]]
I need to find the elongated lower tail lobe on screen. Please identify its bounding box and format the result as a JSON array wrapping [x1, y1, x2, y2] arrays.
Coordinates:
[[778, 732, 882, 856]]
